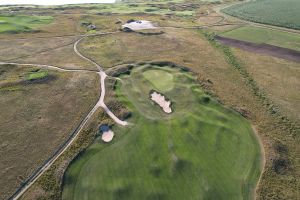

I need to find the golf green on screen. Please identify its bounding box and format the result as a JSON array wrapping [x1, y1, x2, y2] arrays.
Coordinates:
[[143, 68, 174, 92], [62, 65, 262, 200]]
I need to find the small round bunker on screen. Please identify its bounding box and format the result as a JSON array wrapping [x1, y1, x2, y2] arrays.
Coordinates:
[[99, 124, 114, 143]]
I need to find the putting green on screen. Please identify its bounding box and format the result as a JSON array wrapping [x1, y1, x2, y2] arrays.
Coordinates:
[[63, 65, 262, 200], [143, 68, 174, 92]]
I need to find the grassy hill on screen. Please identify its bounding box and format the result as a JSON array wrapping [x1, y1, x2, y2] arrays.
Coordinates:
[[63, 65, 262, 200]]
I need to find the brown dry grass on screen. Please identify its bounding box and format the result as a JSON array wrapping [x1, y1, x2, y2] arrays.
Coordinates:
[[196, 14, 224, 25], [0, 64, 99, 200], [0, 36, 94, 70], [78, 28, 229, 69], [232, 48, 300, 121], [18, 108, 114, 200]]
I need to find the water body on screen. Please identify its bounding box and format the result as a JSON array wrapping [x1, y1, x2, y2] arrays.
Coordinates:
[[0, 0, 115, 6]]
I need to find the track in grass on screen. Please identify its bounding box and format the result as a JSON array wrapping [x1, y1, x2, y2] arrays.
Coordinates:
[[62, 64, 262, 200]]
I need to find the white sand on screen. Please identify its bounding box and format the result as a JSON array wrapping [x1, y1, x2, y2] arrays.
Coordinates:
[[122, 20, 156, 30], [150, 91, 172, 113], [101, 130, 114, 142]]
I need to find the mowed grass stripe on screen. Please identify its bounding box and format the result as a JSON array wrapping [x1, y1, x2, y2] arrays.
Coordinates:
[[220, 26, 300, 51]]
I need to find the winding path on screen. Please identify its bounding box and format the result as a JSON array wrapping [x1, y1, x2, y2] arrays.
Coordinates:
[[3, 31, 128, 200]]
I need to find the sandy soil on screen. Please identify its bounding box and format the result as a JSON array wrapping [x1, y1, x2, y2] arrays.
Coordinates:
[[150, 91, 172, 113], [122, 20, 156, 30], [101, 130, 114, 142]]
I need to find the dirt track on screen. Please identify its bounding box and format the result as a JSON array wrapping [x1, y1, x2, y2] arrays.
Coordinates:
[[215, 36, 300, 63]]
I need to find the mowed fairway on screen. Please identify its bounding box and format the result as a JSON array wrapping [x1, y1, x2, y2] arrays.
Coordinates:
[[0, 15, 53, 33], [63, 65, 262, 200], [220, 26, 300, 51]]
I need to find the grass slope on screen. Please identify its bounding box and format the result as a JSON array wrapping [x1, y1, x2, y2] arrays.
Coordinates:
[[0, 15, 53, 34], [220, 26, 300, 51], [63, 65, 262, 200], [222, 0, 300, 30]]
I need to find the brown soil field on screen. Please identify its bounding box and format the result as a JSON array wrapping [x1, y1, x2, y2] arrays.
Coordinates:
[[0, 64, 99, 200], [216, 36, 300, 63]]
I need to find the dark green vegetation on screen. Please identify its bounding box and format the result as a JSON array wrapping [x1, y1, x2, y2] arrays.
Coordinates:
[[222, 0, 300, 30], [0, 15, 53, 34], [220, 26, 300, 51], [63, 65, 262, 200]]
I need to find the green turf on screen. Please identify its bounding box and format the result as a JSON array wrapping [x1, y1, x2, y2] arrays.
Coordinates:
[[26, 70, 48, 81], [220, 26, 300, 51], [62, 65, 262, 200], [0, 15, 53, 34], [143, 68, 174, 92], [222, 0, 300, 30]]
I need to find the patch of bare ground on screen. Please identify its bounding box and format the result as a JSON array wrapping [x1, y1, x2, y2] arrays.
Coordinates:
[[0, 64, 99, 200]]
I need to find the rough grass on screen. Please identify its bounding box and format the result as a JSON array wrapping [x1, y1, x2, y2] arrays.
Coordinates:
[[202, 31, 299, 200], [0, 64, 99, 200], [231, 47, 300, 122], [222, 0, 300, 30], [63, 3, 196, 16], [220, 26, 300, 51], [0, 15, 53, 34], [62, 65, 262, 200]]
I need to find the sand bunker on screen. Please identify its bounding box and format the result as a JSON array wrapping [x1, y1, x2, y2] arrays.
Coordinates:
[[150, 91, 172, 113], [122, 20, 156, 30], [101, 130, 114, 142]]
